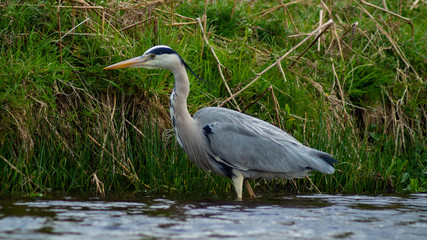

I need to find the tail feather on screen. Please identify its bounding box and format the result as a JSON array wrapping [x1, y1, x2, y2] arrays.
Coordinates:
[[309, 150, 337, 174], [317, 152, 337, 167]]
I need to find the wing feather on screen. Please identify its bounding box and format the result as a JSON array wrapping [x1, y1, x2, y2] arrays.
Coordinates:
[[194, 107, 336, 178]]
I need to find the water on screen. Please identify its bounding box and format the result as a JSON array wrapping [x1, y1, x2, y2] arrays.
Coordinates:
[[0, 194, 426, 239]]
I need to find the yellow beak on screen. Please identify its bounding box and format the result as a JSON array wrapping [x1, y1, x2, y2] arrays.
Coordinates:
[[104, 56, 145, 70]]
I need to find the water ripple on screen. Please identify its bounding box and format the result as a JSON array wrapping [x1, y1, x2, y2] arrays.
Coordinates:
[[0, 194, 426, 239]]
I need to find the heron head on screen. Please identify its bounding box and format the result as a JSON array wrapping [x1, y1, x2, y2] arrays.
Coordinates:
[[104, 45, 183, 70]]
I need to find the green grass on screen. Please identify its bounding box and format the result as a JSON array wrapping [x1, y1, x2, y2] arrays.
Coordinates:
[[0, 0, 425, 197]]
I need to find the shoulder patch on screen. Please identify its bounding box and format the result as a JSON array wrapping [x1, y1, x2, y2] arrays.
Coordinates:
[[202, 125, 213, 136]]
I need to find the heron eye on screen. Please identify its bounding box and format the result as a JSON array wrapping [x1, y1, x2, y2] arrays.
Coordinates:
[[150, 54, 156, 59]]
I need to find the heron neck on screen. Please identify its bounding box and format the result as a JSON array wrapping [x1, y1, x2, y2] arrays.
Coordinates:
[[170, 65, 192, 122]]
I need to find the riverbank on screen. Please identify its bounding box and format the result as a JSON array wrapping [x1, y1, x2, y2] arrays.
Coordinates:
[[0, 0, 425, 196]]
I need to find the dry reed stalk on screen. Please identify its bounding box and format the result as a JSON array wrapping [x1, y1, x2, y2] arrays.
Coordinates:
[[92, 171, 105, 196], [5, 107, 34, 154], [196, 18, 241, 111], [121, 16, 154, 31], [56, 32, 114, 38], [169, 1, 174, 28], [68, 0, 90, 6], [154, 8, 205, 29], [288, 33, 310, 38], [219, 19, 334, 107], [241, 87, 270, 113], [125, 119, 146, 138], [360, 28, 379, 53], [382, 0, 388, 9], [289, 20, 334, 68], [287, 68, 328, 99], [1, 155, 44, 191], [410, 0, 421, 10], [253, 0, 303, 18], [213, 34, 233, 43], [328, 22, 359, 59], [231, 0, 239, 18], [244, 179, 256, 197], [360, 0, 414, 38], [115, 0, 166, 11], [55, 5, 104, 9], [291, 179, 300, 193], [382, 86, 413, 149], [269, 86, 283, 129], [119, 95, 127, 163], [57, 3, 63, 64], [99, 93, 117, 163], [204, 0, 208, 39], [339, 37, 367, 61], [170, 21, 199, 26], [101, 7, 105, 36], [287, 67, 362, 131], [356, 2, 421, 81], [44, 116, 77, 159], [331, 23, 345, 62], [331, 62, 350, 120], [277, 60, 287, 82], [71, 7, 76, 42], [88, 134, 144, 186], [320, 0, 331, 17], [306, 176, 321, 194], [155, 8, 195, 21], [349, 22, 358, 48], [60, 17, 91, 40], [318, 9, 324, 51], [68, 0, 127, 42], [284, 5, 298, 32]]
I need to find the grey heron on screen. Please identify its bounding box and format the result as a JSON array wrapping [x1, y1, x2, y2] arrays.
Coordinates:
[[105, 45, 337, 199]]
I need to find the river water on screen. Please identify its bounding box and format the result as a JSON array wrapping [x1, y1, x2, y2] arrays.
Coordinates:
[[0, 193, 426, 239]]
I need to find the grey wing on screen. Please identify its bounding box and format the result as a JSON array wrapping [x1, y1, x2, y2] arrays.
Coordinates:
[[194, 107, 336, 179]]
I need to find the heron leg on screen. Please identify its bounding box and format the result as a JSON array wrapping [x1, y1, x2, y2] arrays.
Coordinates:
[[231, 170, 244, 199], [244, 179, 256, 198]]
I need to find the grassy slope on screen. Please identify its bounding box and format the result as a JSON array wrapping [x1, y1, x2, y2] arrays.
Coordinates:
[[0, 0, 425, 196]]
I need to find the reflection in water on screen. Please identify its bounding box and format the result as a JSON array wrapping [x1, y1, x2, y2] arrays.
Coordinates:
[[0, 194, 426, 239]]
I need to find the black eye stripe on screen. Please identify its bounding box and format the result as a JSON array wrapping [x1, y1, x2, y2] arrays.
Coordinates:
[[142, 45, 212, 87], [146, 47, 177, 56]]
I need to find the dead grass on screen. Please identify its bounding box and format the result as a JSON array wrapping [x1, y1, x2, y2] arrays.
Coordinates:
[[1, 0, 425, 195]]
